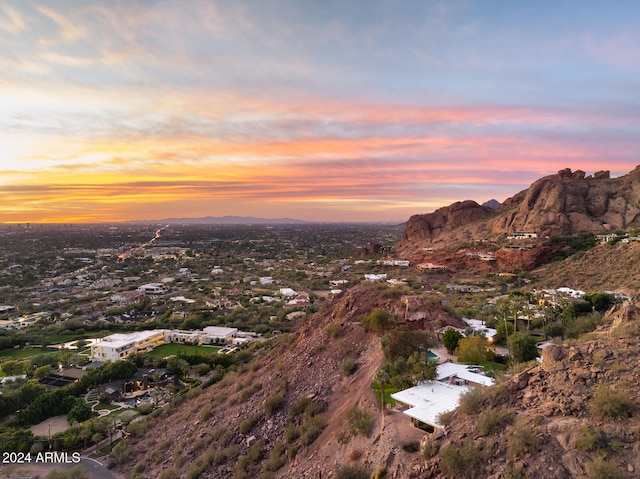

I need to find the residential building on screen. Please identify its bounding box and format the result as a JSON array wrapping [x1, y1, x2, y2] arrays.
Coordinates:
[[364, 273, 387, 282], [391, 363, 494, 430], [200, 326, 239, 344], [507, 232, 538, 240], [378, 259, 410, 267], [91, 330, 168, 362], [138, 283, 168, 295]]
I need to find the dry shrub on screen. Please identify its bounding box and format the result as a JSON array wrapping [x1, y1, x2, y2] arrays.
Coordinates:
[[590, 385, 634, 419], [476, 407, 515, 436]]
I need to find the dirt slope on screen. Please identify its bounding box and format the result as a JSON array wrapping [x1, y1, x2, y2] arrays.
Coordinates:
[[112, 284, 431, 478]]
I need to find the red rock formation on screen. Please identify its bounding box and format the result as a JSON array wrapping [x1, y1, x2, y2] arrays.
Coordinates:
[[397, 166, 640, 255]]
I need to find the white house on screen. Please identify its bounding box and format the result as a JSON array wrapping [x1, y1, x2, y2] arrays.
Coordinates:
[[364, 274, 387, 282], [200, 326, 238, 344], [90, 330, 168, 362], [391, 363, 494, 430], [138, 283, 168, 295], [378, 260, 410, 267], [166, 330, 201, 344], [507, 232, 538, 240], [462, 319, 497, 341], [556, 287, 585, 299]]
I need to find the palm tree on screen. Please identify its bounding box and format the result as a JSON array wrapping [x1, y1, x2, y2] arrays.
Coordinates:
[[496, 298, 511, 342], [375, 367, 391, 433]]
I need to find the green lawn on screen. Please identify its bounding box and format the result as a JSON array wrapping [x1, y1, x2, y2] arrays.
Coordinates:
[[0, 347, 59, 361], [479, 361, 509, 373], [95, 403, 120, 411], [46, 334, 78, 345], [144, 343, 221, 359]]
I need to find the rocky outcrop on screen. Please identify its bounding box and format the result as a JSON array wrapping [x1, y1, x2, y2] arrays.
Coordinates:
[[399, 200, 495, 246], [398, 166, 640, 252], [397, 295, 464, 330]]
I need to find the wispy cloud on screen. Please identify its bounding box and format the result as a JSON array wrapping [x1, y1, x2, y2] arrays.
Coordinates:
[[2, 0, 640, 222]]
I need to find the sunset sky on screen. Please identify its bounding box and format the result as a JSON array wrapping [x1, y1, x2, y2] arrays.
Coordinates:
[[2, 1, 640, 223]]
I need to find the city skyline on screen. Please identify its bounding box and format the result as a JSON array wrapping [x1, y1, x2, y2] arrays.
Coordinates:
[[2, 1, 640, 223]]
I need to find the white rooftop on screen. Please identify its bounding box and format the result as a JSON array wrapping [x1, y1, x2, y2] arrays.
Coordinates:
[[391, 381, 468, 428], [436, 362, 495, 387], [202, 326, 238, 338], [463, 318, 498, 340], [99, 330, 169, 349], [392, 363, 494, 428]]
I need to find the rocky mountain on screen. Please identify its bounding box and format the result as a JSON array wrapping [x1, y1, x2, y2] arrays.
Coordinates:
[[482, 199, 501, 209], [398, 166, 640, 254]]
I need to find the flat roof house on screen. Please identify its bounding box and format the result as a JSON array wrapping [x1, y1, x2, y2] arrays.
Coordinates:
[[138, 283, 168, 295], [90, 330, 168, 362], [391, 363, 494, 430], [200, 326, 238, 344]]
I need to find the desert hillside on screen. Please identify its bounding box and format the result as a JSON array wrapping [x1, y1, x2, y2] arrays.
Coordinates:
[[111, 284, 456, 478], [111, 286, 640, 479]]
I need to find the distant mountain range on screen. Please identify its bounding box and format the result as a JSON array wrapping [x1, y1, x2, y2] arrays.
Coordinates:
[[128, 216, 407, 225], [129, 215, 313, 225]]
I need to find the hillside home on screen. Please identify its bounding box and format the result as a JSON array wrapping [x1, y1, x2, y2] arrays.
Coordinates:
[[391, 363, 494, 431], [462, 319, 497, 341], [378, 259, 410, 267], [285, 294, 311, 308], [166, 330, 201, 344], [507, 232, 538, 240], [364, 273, 387, 282], [138, 283, 168, 295]]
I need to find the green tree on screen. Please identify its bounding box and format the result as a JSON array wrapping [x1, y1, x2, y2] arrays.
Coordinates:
[[442, 328, 463, 354], [1, 360, 28, 376], [362, 309, 396, 332], [584, 292, 616, 312], [507, 332, 539, 363], [382, 330, 432, 361], [455, 336, 492, 364], [496, 297, 513, 342], [407, 351, 437, 384], [20, 381, 46, 404], [67, 398, 92, 424], [167, 357, 190, 377], [375, 363, 391, 420], [34, 365, 53, 379]]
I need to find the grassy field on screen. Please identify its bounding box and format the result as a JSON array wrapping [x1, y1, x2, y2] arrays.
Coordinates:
[[144, 343, 221, 359], [0, 347, 59, 361], [47, 331, 109, 345]]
